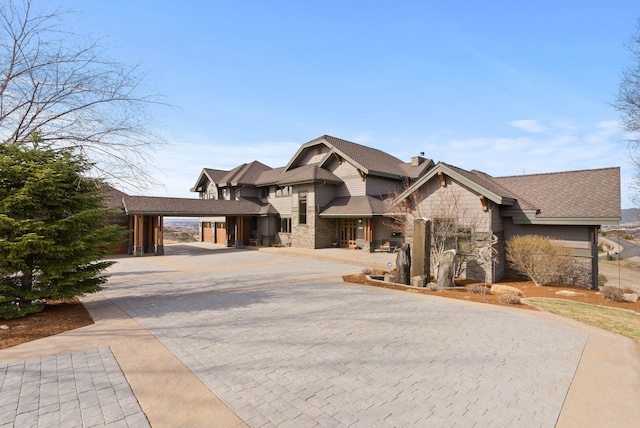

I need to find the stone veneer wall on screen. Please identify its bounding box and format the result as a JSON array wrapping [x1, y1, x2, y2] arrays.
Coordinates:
[[315, 216, 336, 248]]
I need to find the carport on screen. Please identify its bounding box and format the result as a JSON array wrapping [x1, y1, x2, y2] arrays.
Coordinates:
[[121, 195, 277, 256]]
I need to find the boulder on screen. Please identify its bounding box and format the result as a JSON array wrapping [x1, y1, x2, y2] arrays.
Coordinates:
[[437, 249, 456, 288], [395, 243, 411, 285], [623, 293, 639, 303], [556, 290, 585, 297], [411, 275, 429, 288], [384, 273, 396, 283]]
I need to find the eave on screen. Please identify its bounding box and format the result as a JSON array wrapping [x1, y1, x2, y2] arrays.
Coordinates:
[[394, 163, 515, 206], [500, 209, 620, 225]]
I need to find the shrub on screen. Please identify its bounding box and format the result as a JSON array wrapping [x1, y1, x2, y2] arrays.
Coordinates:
[[506, 235, 574, 286], [428, 282, 440, 291], [467, 285, 491, 295], [622, 233, 634, 240], [361, 267, 372, 275], [601, 285, 625, 302], [371, 267, 388, 275], [598, 274, 607, 288], [498, 294, 521, 305]]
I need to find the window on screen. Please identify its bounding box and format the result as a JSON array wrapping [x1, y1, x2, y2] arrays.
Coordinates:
[[260, 186, 269, 198], [432, 218, 474, 254], [298, 191, 307, 225], [275, 185, 291, 197], [280, 217, 291, 233], [219, 188, 228, 200]]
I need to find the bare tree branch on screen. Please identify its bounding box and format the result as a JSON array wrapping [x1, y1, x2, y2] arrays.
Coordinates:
[[0, 0, 168, 191]]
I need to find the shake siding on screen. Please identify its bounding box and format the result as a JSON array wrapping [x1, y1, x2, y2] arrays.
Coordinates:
[[414, 178, 491, 233], [293, 145, 326, 167]]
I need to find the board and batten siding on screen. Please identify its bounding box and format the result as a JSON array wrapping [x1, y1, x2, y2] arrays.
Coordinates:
[[503, 218, 593, 256], [366, 176, 401, 197]]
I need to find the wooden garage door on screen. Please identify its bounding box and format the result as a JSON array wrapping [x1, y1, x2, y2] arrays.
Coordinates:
[[202, 222, 212, 243], [215, 222, 226, 244]]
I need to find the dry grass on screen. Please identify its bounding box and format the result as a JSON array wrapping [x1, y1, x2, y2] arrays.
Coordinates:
[[526, 298, 640, 346]]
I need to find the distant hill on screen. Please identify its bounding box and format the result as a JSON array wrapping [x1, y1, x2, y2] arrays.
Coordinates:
[[622, 208, 640, 224]]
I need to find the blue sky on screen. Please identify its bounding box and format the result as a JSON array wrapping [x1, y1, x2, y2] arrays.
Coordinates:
[[53, 1, 639, 207]]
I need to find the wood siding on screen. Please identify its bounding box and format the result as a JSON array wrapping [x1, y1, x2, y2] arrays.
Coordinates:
[[366, 176, 400, 196]]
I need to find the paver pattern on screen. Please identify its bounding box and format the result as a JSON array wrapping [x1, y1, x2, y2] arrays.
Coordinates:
[[100, 247, 588, 427], [0, 348, 148, 428]]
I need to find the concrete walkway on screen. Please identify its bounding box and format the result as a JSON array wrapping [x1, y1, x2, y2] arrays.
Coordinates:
[[1, 243, 639, 427]]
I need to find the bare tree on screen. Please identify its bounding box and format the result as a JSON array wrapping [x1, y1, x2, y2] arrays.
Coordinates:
[[0, 0, 166, 189], [386, 181, 482, 280], [616, 19, 640, 204]]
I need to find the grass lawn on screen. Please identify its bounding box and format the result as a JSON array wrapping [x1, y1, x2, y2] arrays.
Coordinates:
[[527, 298, 640, 346]]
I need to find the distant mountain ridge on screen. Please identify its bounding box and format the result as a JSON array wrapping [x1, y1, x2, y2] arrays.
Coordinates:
[[622, 208, 640, 224]]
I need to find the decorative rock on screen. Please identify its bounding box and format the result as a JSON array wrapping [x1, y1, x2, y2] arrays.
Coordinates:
[[490, 284, 524, 297], [556, 290, 585, 297], [411, 275, 429, 288], [623, 293, 639, 303], [384, 273, 396, 283], [0, 325, 9, 330], [437, 249, 456, 288], [395, 243, 411, 285]]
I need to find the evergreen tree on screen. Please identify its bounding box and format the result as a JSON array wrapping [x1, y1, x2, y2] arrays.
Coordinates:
[[0, 140, 122, 319]]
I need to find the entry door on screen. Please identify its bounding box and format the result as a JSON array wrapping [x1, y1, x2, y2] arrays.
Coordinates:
[[340, 218, 357, 248]]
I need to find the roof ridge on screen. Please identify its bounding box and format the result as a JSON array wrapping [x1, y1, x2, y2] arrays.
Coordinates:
[[495, 166, 620, 179]]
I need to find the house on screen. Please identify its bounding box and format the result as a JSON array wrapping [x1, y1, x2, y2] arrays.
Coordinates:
[[190, 135, 433, 250], [393, 162, 620, 289], [117, 134, 619, 290]]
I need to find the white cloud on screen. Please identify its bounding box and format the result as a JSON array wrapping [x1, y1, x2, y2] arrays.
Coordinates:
[[508, 119, 545, 133]]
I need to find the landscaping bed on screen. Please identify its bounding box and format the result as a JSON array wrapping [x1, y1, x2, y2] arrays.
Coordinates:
[[342, 273, 640, 313]]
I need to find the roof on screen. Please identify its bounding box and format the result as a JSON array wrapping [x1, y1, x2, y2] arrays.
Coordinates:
[[320, 195, 392, 217], [395, 163, 620, 225], [122, 196, 277, 216], [219, 161, 272, 186], [286, 135, 433, 179], [190, 168, 229, 192], [495, 167, 621, 221]]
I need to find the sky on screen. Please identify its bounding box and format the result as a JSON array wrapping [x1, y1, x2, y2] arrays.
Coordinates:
[[48, 0, 640, 207]]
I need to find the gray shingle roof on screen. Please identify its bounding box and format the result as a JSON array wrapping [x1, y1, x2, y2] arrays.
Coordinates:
[[122, 196, 277, 216], [320, 195, 392, 217], [494, 167, 621, 219], [277, 164, 343, 186]]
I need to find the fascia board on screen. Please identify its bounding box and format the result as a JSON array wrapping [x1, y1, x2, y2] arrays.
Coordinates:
[[393, 164, 512, 206], [189, 170, 210, 192], [501, 209, 620, 225], [283, 138, 328, 172], [322, 147, 369, 174]]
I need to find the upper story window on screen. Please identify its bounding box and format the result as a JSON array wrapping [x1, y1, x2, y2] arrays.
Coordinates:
[[219, 188, 228, 200], [298, 191, 307, 225], [275, 185, 292, 197], [260, 186, 270, 198]]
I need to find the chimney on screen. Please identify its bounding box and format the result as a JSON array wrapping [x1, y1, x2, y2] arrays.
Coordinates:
[[411, 153, 425, 167]]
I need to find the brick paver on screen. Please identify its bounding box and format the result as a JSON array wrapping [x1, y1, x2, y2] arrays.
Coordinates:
[[99, 247, 588, 427], [0, 348, 148, 428]]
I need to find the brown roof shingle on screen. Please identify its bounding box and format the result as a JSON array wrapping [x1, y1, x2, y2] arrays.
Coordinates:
[[122, 196, 277, 216], [320, 195, 392, 217], [494, 167, 621, 219]]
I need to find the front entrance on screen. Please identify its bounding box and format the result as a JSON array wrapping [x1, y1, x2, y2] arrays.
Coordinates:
[[340, 218, 357, 248]]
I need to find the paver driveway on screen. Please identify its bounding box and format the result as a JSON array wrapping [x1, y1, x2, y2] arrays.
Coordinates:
[[100, 245, 587, 427]]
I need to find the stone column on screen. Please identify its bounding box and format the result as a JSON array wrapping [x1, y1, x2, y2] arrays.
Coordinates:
[[411, 218, 431, 279], [395, 243, 411, 285]]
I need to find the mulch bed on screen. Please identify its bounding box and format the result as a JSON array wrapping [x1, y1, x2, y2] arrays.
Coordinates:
[[343, 273, 640, 313], [0, 299, 94, 350]]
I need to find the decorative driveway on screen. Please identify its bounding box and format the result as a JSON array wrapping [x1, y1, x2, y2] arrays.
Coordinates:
[[98, 245, 588, 427]]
